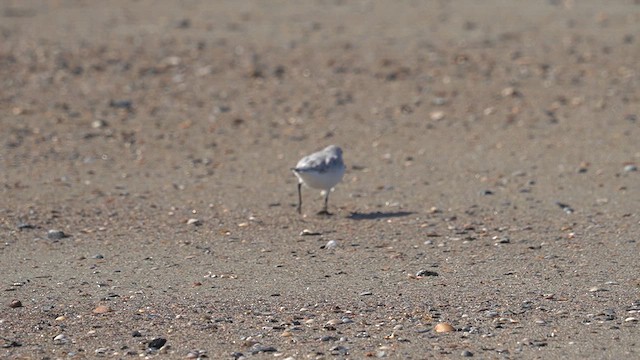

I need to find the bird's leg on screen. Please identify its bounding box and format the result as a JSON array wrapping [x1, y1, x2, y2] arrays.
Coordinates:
[[317, 191, 332, 216], [297, 183, 302, 214]]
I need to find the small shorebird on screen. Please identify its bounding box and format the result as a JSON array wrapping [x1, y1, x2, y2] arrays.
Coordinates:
[[292, 145, 345, 215]]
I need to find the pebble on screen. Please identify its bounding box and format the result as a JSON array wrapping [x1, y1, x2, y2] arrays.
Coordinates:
[[47, 229, 68, 239], [461, 350, 474, 357], [95, 348, 109, 355], [300, 229, 321, 236], [53, 334, 69, 344], [91, 119, 108, 128], [321, 335, 338, 342], [93, 305, 112, 314], [589, 287, 607, 292], [430, 110, 445, 121], [324, 240, 338, 249], [416, 269, 439, 277], [623, 164, 637, 172], [624, 317, 638, 322], [434, 322, 455, 333], [249, 345, 277, 355], [148, 337, 167, 350], [17, 223, 35, 230], [9, 300, 22, 308], [187, 218, 202, 226], [186, 350, 207, 358], [360, 291, 373, 296], [556, 202, 574, 214]]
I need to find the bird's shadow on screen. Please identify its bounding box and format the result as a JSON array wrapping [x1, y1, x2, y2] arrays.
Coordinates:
[[347, 211, 414, 220]]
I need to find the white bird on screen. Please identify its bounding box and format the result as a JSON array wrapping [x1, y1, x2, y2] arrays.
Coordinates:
[[292, 145, 345, 215]]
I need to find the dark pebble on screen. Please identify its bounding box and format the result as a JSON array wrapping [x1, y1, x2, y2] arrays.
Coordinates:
[[109, 99, 133, 110], [461, 350, 474, 357], [148, 337, 167, 350], [17, 223, 35, 230], [416, 270, 439, 277], [131, 330, 142, 337], [2, 340, 21, 348], [92, 254, 104, 259], [47, 230, 68, 239], [250, 345, 277, 355], [321, 335, 339, 342], [9, 300, 22, 308], [555, 202, 574, 214]]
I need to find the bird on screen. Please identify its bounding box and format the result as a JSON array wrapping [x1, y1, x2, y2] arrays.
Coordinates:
[[291, 145, 345, 215]]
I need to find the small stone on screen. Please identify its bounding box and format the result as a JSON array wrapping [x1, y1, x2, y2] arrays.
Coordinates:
[[17, 223, 35, 230], [95, 348, 109, 355], [360, 291, 373, 296], [416, 269, 439, 277], [92, 254, 104, 259], [92, 305, 112, 314], [461, 350, 474, 357], [324, 240, 338, 249], [556, 202, 574, 214], [9, 300, 22, 308], [430, 111, 445, 121], [186, 350, 206, 358], [249, 345, 277, 355], [589, 287, 607, 292], [300, 229, 321, 236], [131, 330, 142, 337], [501, 86, 516, 97], [91, 120, 108, 128], [55, 316, 66, 321], [47, 229, 68, 239], [53, 334, 69, 344], [148, 337, 167, 350], [434, 322, 455, 333], [623, 164, 637, 172], [624, 317, 638, 322], [187, 218, 202, 226]]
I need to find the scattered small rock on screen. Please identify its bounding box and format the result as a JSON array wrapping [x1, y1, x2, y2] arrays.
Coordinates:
[[461, 350, 474, 357], [53, 334, 69, 345], [300, 229, 321, 236], [95, 347, 109, 355], [9, 300, 22, 308], [17, 223, 35, 230], [434, 322, 455, 333], [623, 164, 637, 172], [556, 202, 574, 214], [249, 345, 277, 355], [47, 229, 68, 239], [416, 269, 439, 277], [148, 337, 167, 350], [360, 291, 373, 296], [92, 305, 112, 314], [187, 218, 202, 226], [132, 330, 142, 337], [324, 240, 338, 249], [430, 110, 445, 121]]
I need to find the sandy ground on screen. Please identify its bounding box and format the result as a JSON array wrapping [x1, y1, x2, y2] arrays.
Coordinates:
[[1, 1, 639, 359]]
